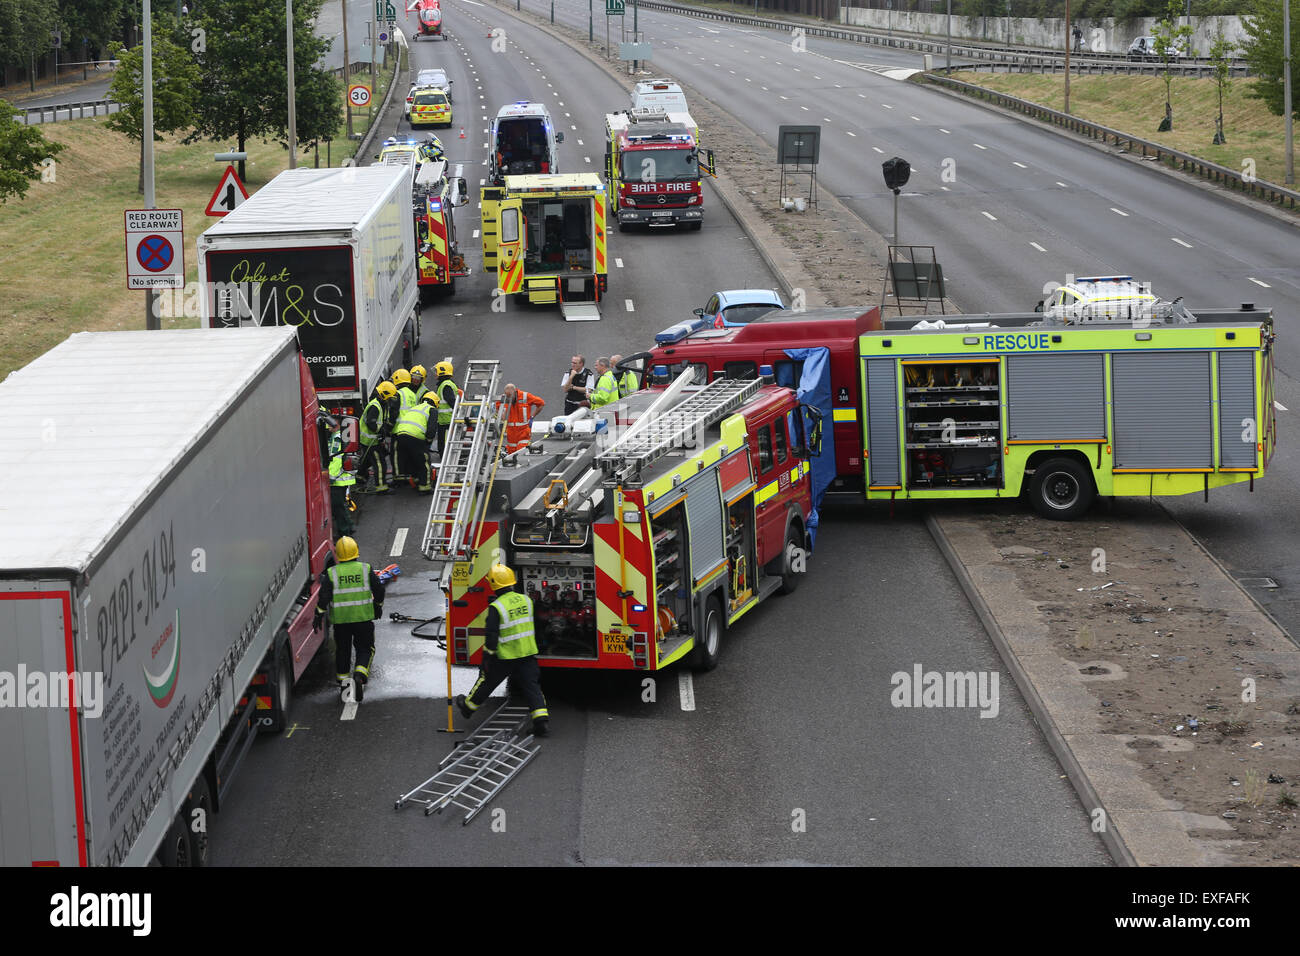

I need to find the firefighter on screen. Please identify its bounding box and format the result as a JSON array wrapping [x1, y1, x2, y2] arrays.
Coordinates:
[[327, 432, 357, 535], [314, 537, 385, 703], [586, 357, 619, 410], [610, 354, 638, 398], [392, 368, 417, 409], [432, 360, 461, 457], [358, 381, 397, 494], [495, 383, 545, 455], [393, 392, 437, 493], [411, 364, 429, 401], [455, 564, 549, 737]]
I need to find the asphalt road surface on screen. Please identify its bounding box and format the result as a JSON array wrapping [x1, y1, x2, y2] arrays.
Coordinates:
[[208, 5, 1110, 866]]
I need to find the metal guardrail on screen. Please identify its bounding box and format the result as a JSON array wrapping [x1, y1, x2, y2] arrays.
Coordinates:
[[953, 57, 1248, 78], [925, 73, 1299, 210], [12, 99, 121, 125], [632, 0, 1249, 76]]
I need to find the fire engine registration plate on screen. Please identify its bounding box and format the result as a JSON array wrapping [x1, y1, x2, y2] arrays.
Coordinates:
[[652, 210, 673, 217], [602, 632, 629, 654]]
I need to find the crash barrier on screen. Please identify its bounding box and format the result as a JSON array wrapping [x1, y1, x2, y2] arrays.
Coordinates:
[[627, 0, 1249, 76], [12, 99, 121, 125], [925, 72, 1300, 211]]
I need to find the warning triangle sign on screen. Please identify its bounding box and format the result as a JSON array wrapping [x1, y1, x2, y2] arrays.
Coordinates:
[[205, 165, 250, 217]]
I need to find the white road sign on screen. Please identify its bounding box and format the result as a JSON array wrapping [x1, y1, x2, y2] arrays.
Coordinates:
[[124, 209, 185, 290]]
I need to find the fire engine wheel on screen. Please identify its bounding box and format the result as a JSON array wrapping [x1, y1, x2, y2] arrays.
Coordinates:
[[689, 597, 723, 672], [773, 525, 802, 595], [1029, 457, 1094, 521]]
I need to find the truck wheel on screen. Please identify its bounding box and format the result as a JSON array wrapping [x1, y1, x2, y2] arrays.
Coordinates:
[[1029, 457, 1094, 521], [771, 524, 804, 595], [183, 774, 213, 867], [688, 221, 702, 232], [264, 638, 294, 735], [160, 815, 195, 867], [617, 219, 630, 233], [689, 596, 723, 672]]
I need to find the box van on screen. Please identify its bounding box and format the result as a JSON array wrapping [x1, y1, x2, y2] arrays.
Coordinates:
[[489, 101, 564, 186], [631, 78, 689, 114]]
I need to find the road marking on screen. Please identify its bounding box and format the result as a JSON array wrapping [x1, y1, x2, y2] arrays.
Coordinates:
[[1012, 161, 1027, 168], [571, 124, 577, 130], [800, 105, 810, 111], [678, 671, 696, 711], [780, 95, 789, 100], [1171, 237, 1193, 248], [391, 528, 408, 557], [1110, 207, 1129, 216], [479, 178, 485, 185], [972, 142, 987, 149], [761, 85, 769, 90], [981, 210, 998, 221], [823, 117, 832, 122], [1249, 277, 1271, 287], [939, 128, 950, 134], [1030, 241, 1046, 252], [577, 139, 584, 145], [585, 156, 591, 163], [1275, 401, 1288, 411], [940, 185, 951, 191], [1056, 181, 1069, 187], [872, 146, 883, 153], [910, 115, 921, 121], [881, 103, 893, 109], [473, 229, 480, 238], [615, 258, 624, 268], [846, 130, 857, 137], [625, 299, 635, 312], [858, 93, 866, 98]]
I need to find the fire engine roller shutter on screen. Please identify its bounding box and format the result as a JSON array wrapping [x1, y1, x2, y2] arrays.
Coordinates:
[[647, 487, 686, 518], [683, 469, 725, 584], [1112, 351, 1212, 468], [864, 358, 900, 487], [1007, 353, 1105, 440], [1217, 351, 1257, 468]]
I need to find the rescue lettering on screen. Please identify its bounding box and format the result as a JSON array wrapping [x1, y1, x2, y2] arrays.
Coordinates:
[[982, 333, 1051, 352]]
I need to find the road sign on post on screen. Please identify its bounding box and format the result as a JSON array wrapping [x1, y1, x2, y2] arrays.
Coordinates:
[[205, 165, 250, 217], [349, 83, 373, 108], [124, 209, 185, 289], [606, 0, 625, 13]]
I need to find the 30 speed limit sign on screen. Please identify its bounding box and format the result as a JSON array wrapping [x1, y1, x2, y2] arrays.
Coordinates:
[[348, 84, 372, 107]]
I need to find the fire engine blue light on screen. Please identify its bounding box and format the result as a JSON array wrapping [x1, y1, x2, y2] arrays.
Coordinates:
[[759, 364, 774, 377], [653, 365, 669, 376], [631, 604, 646, 613]]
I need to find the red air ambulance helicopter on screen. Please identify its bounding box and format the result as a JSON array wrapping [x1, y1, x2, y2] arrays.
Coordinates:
[[416, 0, 444, 39]]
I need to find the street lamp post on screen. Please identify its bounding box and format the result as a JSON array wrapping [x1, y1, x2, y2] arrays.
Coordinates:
[[1285, 0, 1294, 184], [946, 0, 951, 70], [143, 0, 158, 330], [343, 0, 353, 140], [287, 0, 298, 170]]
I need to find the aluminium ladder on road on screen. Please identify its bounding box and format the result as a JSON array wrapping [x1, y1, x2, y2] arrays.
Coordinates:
[[420, 359, 505, 562], [394, 703, 540, 824], [596, 377, 763, 486]]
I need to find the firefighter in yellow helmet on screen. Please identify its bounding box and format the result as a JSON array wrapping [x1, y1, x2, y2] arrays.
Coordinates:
[[391, 368, 417, 409], [314, 537, 386, 702], [358, 380, 398, 494], [431, 360, 461, 459], [455, 563, 549, 736], [410, 364, 429, 401]]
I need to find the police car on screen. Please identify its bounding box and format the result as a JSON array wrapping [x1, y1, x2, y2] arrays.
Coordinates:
[[1039, 276, 1160, 322]]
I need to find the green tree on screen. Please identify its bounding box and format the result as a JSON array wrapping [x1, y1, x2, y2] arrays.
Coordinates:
[[0, 100, 67, 202], [1208, 26, 1234, 142], [185, 0, 341, 182], [56, 0, 135, 65], [1, 0, 53, 90], [1241, 0, 1300, 122], [105, 30, 201, 193], [1152, 0, 1195, 130]]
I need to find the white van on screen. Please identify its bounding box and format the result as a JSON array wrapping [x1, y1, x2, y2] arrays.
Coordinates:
[[489, 101, 564, 185], [630, 78, 689, 114]]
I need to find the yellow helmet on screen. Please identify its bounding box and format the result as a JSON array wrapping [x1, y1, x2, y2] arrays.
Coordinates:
[[392, 368, 412, 387], [422, 391, 439, 404], [376, 381, 397, 401], [411, 364, 427, 381], [335, 536, 359, 562], [435, 361, 453, 378], [487, 564, 516, 589]]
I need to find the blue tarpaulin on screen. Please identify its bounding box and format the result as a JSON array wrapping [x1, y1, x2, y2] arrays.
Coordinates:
[[782, 347, 836, 549]]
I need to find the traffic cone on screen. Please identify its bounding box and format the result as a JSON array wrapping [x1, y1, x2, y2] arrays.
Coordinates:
[[459, 127, 466, 139]]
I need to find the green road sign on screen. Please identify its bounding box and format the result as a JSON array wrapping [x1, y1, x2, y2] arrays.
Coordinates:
[[606, 0, 625, 14]]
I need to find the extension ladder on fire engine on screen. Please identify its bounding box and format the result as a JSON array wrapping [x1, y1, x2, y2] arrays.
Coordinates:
[[394, 703, 539, 824], [420, 360, 505, 564], [597, 377, 763, 485]]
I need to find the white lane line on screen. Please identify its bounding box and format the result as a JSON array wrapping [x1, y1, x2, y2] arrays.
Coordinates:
[[801, 106, 810, 111], [571, 124, 577, 130], [939, 128, 950, 134], [823, 117, 832, 122], [1275, 401, 1289, 411], [473, 229, 480, 238], [625, 299, 635, 312], [615, 258, 624, 268], [1012, 161, 1027, 168], [940, 185, 951, 191], [390, 527, 408, 557], [761, 85, 769, 90], [981, 211, 998, 221], [872, 146, 883, 153], [846, 130, 857, 137], [678, 671, 696, 711], [858, 93, 866, 98], [973, 143, 987, 149], [910, 115, 921, 121], [1030, 241, 1046, 252], [479, 178, 485, 185], [1056, 181, 1069, 187], [577, 139, 584, 145], [1171, 237, 1193, 248], [780, 95, 789, 100], [1249, 277, 1271, 287], [585, 156, 591, 163], [881, 103, 893, 109], [1110, 207, 1129, 216]]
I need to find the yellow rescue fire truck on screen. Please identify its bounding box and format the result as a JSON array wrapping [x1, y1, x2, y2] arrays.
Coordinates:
[[859, 306, 1277, 518], [480, 173, 608, 316], [420, 362, 818, 671]]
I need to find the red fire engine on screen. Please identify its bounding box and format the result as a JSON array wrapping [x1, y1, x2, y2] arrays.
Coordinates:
[[605, 108, 716, 231]]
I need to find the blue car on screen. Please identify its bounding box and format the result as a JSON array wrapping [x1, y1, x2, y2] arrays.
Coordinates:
[[696, 289, 785, 329]]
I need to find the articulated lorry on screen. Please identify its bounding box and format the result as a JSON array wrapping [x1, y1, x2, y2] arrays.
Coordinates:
[[199, 165, 421, 416], [0, 327, 337, 866]]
